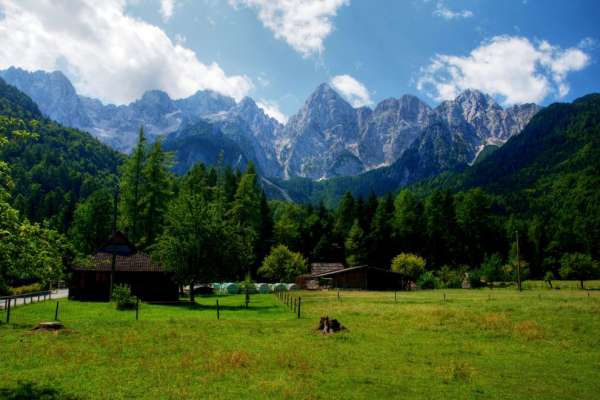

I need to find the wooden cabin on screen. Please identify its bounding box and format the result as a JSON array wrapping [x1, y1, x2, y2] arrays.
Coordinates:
[[310, 265, 402, 290], [69, 232, 178, 301], [296, 262, 345, 289]]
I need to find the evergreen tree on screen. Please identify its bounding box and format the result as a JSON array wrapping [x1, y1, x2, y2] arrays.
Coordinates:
[[345, 219, 367, 266], [119, 127, 146, 244], [368, 194, 395, 268], [139, 140, 172, 248], [424, 190, 458, 268], [392, 190, 423, 254]]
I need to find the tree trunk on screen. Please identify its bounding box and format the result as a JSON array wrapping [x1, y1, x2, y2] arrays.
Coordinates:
[[190, 281, 195, 303], [580, 280, 584, 290]]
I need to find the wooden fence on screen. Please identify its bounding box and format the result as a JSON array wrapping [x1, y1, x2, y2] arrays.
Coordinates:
[[273, 290, 301, 318]]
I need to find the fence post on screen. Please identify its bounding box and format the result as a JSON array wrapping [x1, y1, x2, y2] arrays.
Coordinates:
[[297, 297, 301, 319], [395, 291, 397, 302], [216, 299, 220, 320], [6, 298, 11, 324], [136, 297, 139, 321], [54, 301, 59, 321]]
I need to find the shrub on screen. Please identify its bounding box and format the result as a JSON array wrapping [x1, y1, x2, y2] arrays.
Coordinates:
[[480, 254, 505, 283], [417, 271, 440, 289], [9, 282, 43, 295], [467, 270, 486, 288], [112, 284, 136, 310], [436, 266, 464, 288], [391, 253, 426, 282]]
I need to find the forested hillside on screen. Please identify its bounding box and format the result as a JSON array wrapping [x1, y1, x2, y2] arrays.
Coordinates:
[[0, 78, 123, 232]]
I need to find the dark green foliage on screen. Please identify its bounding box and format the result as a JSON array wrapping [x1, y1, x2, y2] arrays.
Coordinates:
[[559, 253, 599, 289], [480, 254, 505, 283], [0, 79, 122, 232], [417, 271, 440, 290], [345, 219, 367, 267], [0, 381, 79, 400], [69, 188, 114, 254]]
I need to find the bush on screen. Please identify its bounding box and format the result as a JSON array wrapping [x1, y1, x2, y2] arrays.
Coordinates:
[[9, 282, 43, 296], [112, 284, 136, 310], [480, 254, 505, 283], [417, 271, 440, 289], [436, 266, 464, 288], [467, 270, 486, 288]]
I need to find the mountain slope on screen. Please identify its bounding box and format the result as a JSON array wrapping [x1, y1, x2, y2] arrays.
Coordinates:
[[162, 120, 250, 175], [0, 78, 123, 231], [275, 95, 595, 207]]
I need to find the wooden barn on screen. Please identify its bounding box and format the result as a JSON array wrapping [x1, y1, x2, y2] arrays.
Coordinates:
[[311, 265, 403, 290], [69, 232, 178, 301], [296, 263, 345, 289]]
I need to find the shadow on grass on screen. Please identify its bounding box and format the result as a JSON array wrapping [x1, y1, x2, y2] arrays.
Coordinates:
[[0, 382, 79, 400], [152, 301, 280, 312]]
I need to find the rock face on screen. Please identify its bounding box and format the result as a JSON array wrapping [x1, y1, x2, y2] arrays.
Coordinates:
[[0, 67, 91, 128], [278, 83, 362, 179], [0, 67, 540, 180], [277, 84, 540, 180]]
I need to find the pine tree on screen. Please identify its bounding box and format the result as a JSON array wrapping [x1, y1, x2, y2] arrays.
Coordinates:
[[345, 219, 367, 267], [368, 194, 395, 268], [139, 140, 172, 248], [393, 189, 423, 254], [119, 127, 146, 244]]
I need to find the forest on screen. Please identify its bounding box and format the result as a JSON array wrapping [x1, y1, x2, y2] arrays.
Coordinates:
[[1, 79, 599, 294]]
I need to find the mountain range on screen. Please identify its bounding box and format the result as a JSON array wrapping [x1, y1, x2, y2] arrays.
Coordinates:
[[0, 67, 540, 196]]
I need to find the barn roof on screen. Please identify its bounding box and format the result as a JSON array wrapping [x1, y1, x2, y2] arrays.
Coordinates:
[[73, 252, 167, 272], [311, 265, 397, 278], [310, 262, 344, 276]]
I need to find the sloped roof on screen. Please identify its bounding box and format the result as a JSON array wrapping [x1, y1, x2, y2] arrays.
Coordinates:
[[73, 252, 167, 273], [310, 263, 344, 276], [311, 265, 398, 278]]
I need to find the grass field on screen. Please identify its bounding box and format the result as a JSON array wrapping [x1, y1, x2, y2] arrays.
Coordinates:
[[1, 287, 599, 399]]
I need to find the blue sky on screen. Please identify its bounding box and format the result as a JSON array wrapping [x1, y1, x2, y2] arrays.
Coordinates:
[[1, 0, 599, 123]]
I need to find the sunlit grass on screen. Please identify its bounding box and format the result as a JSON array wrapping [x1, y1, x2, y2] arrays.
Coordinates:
[[1, 287, 599, 399]]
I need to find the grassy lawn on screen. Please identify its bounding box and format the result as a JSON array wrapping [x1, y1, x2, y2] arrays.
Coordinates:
[[1, 288, 599, 399]]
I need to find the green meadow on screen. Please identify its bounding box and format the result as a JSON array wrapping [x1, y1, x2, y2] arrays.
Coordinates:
[[1, 287, 599, 399]]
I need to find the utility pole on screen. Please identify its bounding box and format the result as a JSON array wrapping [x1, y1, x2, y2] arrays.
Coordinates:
[[109, 186, 119, 299], [516, 230, 522, 292]]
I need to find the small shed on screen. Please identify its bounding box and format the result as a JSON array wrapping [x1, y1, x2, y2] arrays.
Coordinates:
[[296, 262, 345, 289], [69, 232, 178, 301], [311, 265, 402, 290]]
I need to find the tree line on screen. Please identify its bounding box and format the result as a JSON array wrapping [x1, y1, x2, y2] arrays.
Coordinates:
[[2, 123, 599, 294]]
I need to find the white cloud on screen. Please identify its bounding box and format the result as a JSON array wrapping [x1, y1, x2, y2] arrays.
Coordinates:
[[229, 0, 349, 57], [433, 2, 473, 20], [330, 74, 372, 107], [0, 0, 253, 104], [256, 99, 288, 124], [160, 0, 175, 21], [417, 36, 590, 104]]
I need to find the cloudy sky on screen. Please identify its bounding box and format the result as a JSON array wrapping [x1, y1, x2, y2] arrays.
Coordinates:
[[1, 0, 599, 123]]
